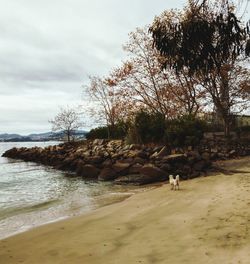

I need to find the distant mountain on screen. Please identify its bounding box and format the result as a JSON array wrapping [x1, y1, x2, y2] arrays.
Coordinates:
[[0, 130, 88, 142], [0, 133, 23, 140]]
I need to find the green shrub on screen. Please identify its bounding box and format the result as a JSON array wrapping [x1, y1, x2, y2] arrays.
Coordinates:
[[165, 115, 206, 147], [133, 111, 166, 143], [86, 120, 129, 140], [86, 126, 109, 139]]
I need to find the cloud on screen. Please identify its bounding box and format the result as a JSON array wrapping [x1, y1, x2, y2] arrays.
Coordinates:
[[0, 0, 209, 134]]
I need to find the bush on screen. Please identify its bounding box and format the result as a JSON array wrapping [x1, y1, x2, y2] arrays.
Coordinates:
[[86, 126, 109, 139], [86, 121, 129, 140], [132, 111, 166, 143], [165, 115, 206, 147], [235, 125, 250, 138]]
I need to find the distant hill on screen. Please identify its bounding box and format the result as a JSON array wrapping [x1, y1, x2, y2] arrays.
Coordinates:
[[0, 130, 88, 142], [0, 133, 23, 140]]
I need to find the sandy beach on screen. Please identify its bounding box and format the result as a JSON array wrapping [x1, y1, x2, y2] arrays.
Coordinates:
[[0, 157, 250, 264]]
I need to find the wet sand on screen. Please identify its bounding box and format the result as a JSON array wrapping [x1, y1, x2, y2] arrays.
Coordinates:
[[0, 157, 250, 264]]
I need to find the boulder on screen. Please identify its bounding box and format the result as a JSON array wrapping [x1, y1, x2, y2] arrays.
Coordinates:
[[160, 163, 171, 172], [133, 157, 146, 164], [188, 151, 201, 160], [86, 156, 103, 164], [57, 157, 76, 170], [201, 152, 210, 161], [112, 162, 131, 175], [129, 163, 143, 174], [102, 159, 113, 167], [98, 168, 117, 181], [77, 164, 100, 178], [162, 154, 186, 163], [189, 171, 201, 179], [139, 164, 167, 182], [193, 160, 210, 171], [115, 174, 157, 185], [155, 146, 169, 157], [93, 139, 105, 145], [228, 149, 236, 158], [136, 151, 149, 159], [129, 144, 141, 150], [126, 150, 139, 158]]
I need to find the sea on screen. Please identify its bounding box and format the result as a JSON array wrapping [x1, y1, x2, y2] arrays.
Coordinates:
[[0, 142, 149, 239]]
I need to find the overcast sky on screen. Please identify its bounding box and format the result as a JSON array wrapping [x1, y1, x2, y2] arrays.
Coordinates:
[[0, 0, 248, 135]]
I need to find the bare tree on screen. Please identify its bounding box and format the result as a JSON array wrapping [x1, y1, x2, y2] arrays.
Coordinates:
[[111, 27, 204, 118], [49, 107, 83, 142]]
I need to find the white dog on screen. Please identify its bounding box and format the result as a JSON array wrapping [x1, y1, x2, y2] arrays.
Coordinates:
[[169, 175, 180, 190]]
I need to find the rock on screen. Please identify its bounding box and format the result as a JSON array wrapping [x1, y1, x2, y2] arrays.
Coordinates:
[[93, 139, 105, 145], [189, 171, 201, 179], [162, 154, 186, 163], [188, 151, 201, 160], [139, 164, 167, 181], [77, 164, 100, 178], [156, 146, 169, 157], [111, 153, 123, 159], [210, 152, 218, 160], [153, 146, 163, 153], [115, 174, 158, 185], [211, 148, 218, 154], [193, 160, 210, 171], [112, 162, 131, 175], [150, 151, 159, 159], [129, 163, 143, 174], [98, 168, 117, 181], [76, 161, 86, 174], [102, 159, 113, 167], [57, 157, 76, 170], [150, 147, 168, 159], [160, 163, 171, 172], [218, 152, 226, 159], [133, 157, 146, 164], [201, 152, 210, 161], [120, 158, 134, 164], [136, 151, 148, 159], [182, 165, 192, 175], [86, 156, 103, 164], [187, 146, 193, 151], [126, 150, 139, 158], [228, 149, 236, 157], [129, 144, 141, 150]]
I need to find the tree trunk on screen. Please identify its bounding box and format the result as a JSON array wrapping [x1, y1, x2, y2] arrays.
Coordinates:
[[223, 115, 230, 138], [67, 130, 70, 142], [220, 65, 230, 138]]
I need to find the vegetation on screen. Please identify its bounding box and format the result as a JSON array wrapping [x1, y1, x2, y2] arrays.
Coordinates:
[[86, 121, 129, 140], [133, 111, 166, 144], [165, 116, 206, 147], [84, 0, 250, 143], [150, 0, 250, 136], [49, 107, 83, 142]]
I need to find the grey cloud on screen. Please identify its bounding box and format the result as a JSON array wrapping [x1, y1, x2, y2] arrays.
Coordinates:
[[4, 0, 238, 134]]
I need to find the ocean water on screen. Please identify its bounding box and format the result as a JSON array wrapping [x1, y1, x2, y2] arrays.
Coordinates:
[[0, 142, 149, 239]]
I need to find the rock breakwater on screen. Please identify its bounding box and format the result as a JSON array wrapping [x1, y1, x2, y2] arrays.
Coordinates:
[[2, 138, 249, 184]]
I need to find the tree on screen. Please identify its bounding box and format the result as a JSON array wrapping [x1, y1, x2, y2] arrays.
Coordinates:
[[49, 107, 83, 142], [85, 76, 129, 138], [150, 0, 250, 136], [111, 27, 204, 118], [150, 0, 249, 75]]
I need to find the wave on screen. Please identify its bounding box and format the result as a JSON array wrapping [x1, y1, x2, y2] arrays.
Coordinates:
[[0, 199, 59, 221]]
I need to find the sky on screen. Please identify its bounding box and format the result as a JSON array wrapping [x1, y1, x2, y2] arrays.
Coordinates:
[[0, 0, 248, 135]]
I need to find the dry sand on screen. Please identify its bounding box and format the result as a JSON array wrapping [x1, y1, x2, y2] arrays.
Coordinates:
[[1, 157, 250, 264]]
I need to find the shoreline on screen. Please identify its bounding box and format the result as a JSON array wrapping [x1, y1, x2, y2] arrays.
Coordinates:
[[0, 183, 157, 240], [1, 157, 250, 264]]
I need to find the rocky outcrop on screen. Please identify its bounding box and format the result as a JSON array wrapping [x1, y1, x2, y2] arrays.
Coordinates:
[[2, 138, 250, 185]]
